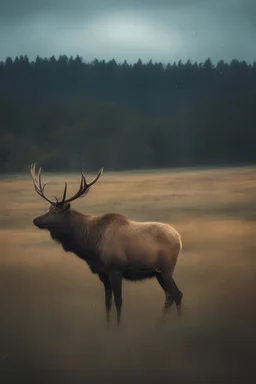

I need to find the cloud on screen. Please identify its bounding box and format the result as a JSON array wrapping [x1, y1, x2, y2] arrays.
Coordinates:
[[0, 0, 255, 63], [0, 1, 201, 20]]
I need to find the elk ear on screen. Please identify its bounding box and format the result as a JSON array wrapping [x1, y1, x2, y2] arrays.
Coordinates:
[[64, 203, 71, 211]]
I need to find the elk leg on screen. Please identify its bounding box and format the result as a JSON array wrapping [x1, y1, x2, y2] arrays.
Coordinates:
[[109, 271, 123, 326], [156, 274, 183, 314], [158, 272, 175, 315], [172, 278, 183, 311], [156, 273, 165, 292], [99, 274, 113, 325]]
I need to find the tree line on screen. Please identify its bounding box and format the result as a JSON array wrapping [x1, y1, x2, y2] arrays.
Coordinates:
[[0, 55, 255, 172]]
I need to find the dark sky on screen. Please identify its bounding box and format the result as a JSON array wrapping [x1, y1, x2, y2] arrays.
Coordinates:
[[0, 0, 255, 63]]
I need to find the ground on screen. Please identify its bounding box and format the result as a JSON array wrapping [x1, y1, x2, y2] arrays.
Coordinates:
[[0, 166, 255, 383]]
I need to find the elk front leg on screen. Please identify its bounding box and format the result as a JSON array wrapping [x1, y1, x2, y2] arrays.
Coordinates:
[[99, 274, 113, 325], [109, 271, 123, 326]]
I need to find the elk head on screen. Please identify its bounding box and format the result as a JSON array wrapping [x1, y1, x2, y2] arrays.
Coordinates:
[[30, 163, 103, 231]]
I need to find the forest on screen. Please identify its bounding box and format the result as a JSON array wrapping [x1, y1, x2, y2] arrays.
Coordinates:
[[0, 55, 255, 172]]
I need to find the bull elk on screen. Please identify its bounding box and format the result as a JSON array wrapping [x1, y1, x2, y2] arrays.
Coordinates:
[[30, 163, 183, 326]]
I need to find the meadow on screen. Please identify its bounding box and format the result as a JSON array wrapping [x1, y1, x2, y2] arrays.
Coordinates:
[[0, 166, 255, 383]]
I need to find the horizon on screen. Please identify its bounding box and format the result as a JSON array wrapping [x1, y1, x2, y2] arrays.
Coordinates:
[[1, 54, 254, 66]]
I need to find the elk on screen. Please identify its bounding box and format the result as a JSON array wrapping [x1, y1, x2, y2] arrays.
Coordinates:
[[30, 163, 183, 326]]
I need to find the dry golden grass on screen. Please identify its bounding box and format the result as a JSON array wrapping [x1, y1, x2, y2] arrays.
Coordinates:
[[0, 166, 255, 383]]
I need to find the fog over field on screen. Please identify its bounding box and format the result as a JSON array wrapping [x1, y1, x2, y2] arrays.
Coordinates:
[[0, 167, 256, 383]]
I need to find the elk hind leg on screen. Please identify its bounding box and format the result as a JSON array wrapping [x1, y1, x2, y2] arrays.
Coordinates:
[[172, 279, 183, 312], [156, 272, 182, 315]]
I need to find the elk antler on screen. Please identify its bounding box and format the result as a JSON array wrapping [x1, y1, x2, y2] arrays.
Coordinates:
[[59, 168, 103, 204], [30, 163, 103, 205], [30, 163, 57, 205]]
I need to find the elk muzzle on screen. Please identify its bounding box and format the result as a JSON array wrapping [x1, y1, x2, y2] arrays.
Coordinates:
[[33, 212, 51, 229], [33, 217, 40, 227]]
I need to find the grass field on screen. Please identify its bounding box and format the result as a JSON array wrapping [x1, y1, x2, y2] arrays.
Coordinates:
[[0, 166, 256, 383]]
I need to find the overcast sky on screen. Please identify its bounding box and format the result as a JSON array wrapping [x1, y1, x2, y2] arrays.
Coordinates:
[[0, 0, 255, 64]]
